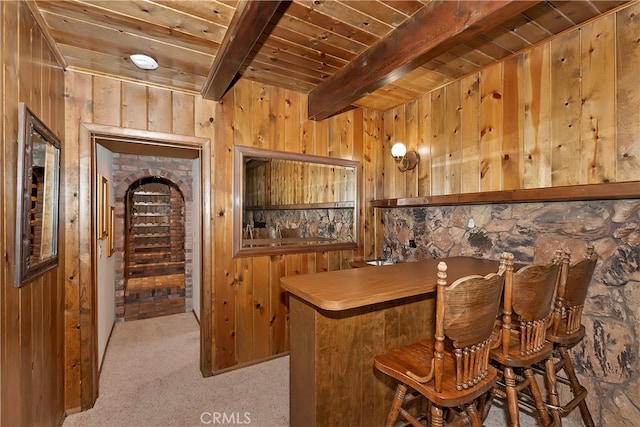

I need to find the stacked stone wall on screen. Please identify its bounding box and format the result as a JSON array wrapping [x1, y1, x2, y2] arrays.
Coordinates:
[[383, 199, 640, 425]]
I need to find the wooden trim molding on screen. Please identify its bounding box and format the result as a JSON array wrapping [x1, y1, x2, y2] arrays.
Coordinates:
[[371, 181, 640, 208]]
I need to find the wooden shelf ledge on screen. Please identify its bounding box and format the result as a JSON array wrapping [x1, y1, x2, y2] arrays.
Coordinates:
[[245, 201, 354, 210], [371, 181, 640, 208]]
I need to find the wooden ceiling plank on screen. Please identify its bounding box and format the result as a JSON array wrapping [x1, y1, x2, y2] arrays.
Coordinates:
[[520, 2, 576, 34], [153, 0, 237, 27], [251, 45, 340, 76], [61, 48, 205, 92], [308, 0, 539, 120], [202, 0, 283, 100], [250, 52, 332, 82], [448, 44, 497, 68], [499, 13, 553, 44], [51, 32, 211, 77], [393, 66, 452, 92], [59, 43, 206, 80], [379, 0, 428, 17], [79, 0, 230, 43], [284, 1, 380, 47], [244, 57, 324, 86], [464, 34, 515, 60], [547, 1, 600, 26], [276, 11, 368, 55], [297, 0, 394, 38], [260, 36, 348, 69], [481, 24, 533, 53], [44, 14, 213, 73], [268, 24, 358, 63], [431, 51, 482, 78], [37, 1, 221, 53], [354, 86, 415, 111], [588, 1, 630, 14], [344, 0, 415, 27]]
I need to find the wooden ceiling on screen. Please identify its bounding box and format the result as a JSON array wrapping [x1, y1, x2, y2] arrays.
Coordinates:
[[31, 0, 630, 119]]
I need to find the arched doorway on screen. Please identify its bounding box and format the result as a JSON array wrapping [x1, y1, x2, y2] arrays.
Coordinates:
[[124, 177, 186, 320]]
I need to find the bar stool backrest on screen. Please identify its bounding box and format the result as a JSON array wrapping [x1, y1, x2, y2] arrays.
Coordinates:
[[500, 251, 561, 356], [551, 246, 597, 336], [433, 254, 508, 392]]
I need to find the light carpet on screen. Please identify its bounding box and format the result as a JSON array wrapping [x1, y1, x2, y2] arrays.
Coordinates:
[[63, 312, 579, 427], [63, 313, 289, 427]]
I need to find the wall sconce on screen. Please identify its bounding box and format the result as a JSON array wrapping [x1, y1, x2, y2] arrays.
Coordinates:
[[391, 142, 419, 172]]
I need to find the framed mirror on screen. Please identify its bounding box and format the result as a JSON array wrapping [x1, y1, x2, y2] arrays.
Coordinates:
[[233, 146, 360, 257], [14, 102, 61, 287]]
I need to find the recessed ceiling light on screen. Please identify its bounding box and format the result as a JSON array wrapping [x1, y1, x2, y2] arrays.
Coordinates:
[[130, 54, 158, 70]]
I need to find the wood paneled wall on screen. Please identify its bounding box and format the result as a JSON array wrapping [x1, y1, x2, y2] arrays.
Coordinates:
[[18, 4, 637, 423], [1, 2, 66, 426], [382, 4, 640, 199], [214, 80, 383, 368], [62, 72, 384, 407]]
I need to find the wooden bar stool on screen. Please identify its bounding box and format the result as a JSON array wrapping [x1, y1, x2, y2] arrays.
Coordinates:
[[490, 251, 562, 426], [540, 247, 597, 426], [373, 254, 510, 427]]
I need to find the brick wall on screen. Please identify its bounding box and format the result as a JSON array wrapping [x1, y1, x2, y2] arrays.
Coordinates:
[[112, 153, 194, 320]]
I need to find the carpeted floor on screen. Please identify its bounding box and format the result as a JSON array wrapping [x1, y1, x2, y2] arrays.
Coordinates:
[[63, 312, 579, 427], [62, 313, 289, 427]]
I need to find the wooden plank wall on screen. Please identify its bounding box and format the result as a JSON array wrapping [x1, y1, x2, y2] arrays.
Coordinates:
[[246, 160, 356, 206], [62, 72, 384, 401], [1, 2, 66, 426], [216, 80, 383, 368], [381, 4, 640, 199]]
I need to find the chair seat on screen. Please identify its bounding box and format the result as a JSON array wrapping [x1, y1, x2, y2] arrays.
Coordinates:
[[490, 336, 554, 368], [546, 324, 585, 347], [374, 340, 498, 408]]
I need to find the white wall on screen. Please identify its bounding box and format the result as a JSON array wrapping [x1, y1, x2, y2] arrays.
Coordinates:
[[191, 158, 201, 320], [96, 144, 115, 368]]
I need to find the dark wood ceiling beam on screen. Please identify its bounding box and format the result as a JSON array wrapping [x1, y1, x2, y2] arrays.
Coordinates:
[[308, 0, 540, 121], [201, 0, 283, 101]]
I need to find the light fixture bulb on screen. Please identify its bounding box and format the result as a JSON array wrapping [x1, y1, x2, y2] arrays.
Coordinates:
[[391, 142, 407, 158], [130, 54, 158, 70]]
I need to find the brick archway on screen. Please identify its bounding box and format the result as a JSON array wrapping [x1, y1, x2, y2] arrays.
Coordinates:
[[113, 166, 194, 320]]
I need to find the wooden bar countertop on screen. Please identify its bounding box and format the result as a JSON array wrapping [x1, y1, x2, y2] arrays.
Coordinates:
[[281, 256, 505, 311]]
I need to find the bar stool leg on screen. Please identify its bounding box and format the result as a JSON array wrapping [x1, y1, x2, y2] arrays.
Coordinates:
[[544, 357, 562, 426], [385, 384, 407, 427], [559, 347, 595, 427], [463, 402, 482, 427], [524, 367, 552, 426], [504, 367, 521, 427], [430, 404, 444, 427]]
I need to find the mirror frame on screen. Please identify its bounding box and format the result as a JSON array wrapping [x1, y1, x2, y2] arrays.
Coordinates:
[[233, 146, 361, 257], [14, 102, 61, 287]]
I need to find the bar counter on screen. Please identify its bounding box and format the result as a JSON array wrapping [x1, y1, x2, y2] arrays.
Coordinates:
[[280, 256, 506, 427]]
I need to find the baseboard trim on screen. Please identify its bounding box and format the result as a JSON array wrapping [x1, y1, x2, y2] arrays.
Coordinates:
[[211, 352, 290, 376]]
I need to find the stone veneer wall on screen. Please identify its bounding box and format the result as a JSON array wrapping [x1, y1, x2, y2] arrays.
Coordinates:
[[112, 153, 194, 320], [246, 208, 354, 240], [383, 199, 640, 425]]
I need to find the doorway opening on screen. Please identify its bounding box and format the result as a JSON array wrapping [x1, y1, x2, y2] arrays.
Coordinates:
[[76, 123, 213, 409], [124, 177, 187, 321]]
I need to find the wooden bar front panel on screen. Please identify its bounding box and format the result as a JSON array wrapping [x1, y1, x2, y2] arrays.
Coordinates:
[[289, 294, 435, 427]]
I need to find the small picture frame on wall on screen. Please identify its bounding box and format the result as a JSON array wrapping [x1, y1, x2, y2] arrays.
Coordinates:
[[97, 175, 109, 240]]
